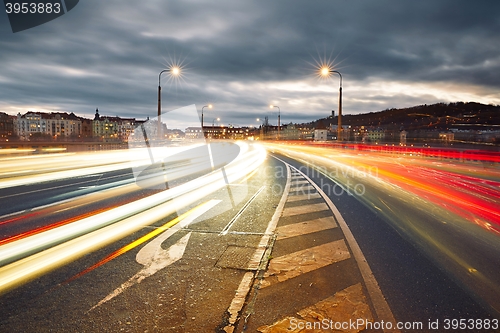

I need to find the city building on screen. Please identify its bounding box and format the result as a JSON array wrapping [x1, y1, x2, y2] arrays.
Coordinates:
[[118, 117, 137, 142], [400, 130, 408, 145], [7, 110, 174, 143], [93, 108, 120, 142], [439, 132, 454, 143], [225, 126, 247, 140], [298, 127, 313, 140], [366, 127, 385, 143], [281, 123, 300, 140], [203, 126, 225, 139], [46, 112, 82, 139], [185, 125, 252, 140], [14, 112, 46, 140], [185, 127, 204, 140], [0, 112, 14, 141], [314, 129, 328, 141], [14, 111, 82, 140], [81, 118, 93, 139]]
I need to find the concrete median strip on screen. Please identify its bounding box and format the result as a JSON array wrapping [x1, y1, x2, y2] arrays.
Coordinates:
[[290, 180, 309, 185], [266, 155, 399, 333], [286, 192, 321, 201], [226, 157, 398, 333], [288, 185, 316, 193], [281, 202, 330, 217], [276, 217, 337, 240]]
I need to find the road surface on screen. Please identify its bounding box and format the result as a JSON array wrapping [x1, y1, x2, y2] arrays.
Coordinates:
[[0, 142, 498, 332]]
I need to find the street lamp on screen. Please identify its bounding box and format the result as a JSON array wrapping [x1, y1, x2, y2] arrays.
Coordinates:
[[201, 104, 213, 132], [158, 66, 181, 139], [257, 118, 263, 140], [270, 105, 280, 140], [212, 117, 220, 127], [320, 67, 342, 141]]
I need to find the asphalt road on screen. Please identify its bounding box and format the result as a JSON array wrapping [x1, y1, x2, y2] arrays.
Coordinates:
[[0, 145, 498, 333], [273, 154, 495, 324], [0, 152, 286, 332], [0, 168, 136, 216]]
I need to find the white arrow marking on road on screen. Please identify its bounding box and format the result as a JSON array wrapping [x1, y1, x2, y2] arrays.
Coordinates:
[[89, 199, 221, 311], [89, 232, 191, 311]]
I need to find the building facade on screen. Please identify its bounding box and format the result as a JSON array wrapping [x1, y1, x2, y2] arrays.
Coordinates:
[[46, 112, 82, 139], [0, 112, 14, 141], [14, 111, 83, 140], [93, 109, 120, 142], [314, 129, 328, 141]]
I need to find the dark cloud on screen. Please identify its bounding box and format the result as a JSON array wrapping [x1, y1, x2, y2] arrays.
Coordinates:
[[0, 0, 499, 126]]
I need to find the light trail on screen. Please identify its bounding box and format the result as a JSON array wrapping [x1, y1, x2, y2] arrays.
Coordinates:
[[0, 142, 266, 294], [265, 142, 500, 315], [0, 147, 202, 189], [64, 200, 218, 284], [0, 176, 147, 243], [269, 143, 500, 231], [0, 142, 256, 244], [294, 141, 500, 163]]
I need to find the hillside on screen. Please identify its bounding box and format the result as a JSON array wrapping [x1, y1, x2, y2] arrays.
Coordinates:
[[311, 102, 500, 130]]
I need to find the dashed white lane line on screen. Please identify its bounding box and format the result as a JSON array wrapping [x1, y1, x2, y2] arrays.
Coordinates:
[[276, 217, 337, 240], [260, 239, 351, 288]]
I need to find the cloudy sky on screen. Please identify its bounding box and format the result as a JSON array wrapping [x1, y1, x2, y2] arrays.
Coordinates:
[[1, 0, 499, 128]]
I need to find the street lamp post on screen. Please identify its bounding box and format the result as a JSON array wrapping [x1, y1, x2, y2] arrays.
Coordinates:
[[321, 67, 342, 141], [212, 117, 220, 139], [158, 67, 180, 139], [212, 117, 220, 127], [201, 104, 213, 136], [270, 105, 280, 140], [257, 118, 264, 140]]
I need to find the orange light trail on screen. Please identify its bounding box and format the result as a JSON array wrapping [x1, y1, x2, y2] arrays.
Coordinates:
[[0, 180, 164, 246], [270, 142, 500, 233], [64, 201, 210, 284], [0, 207, 112, 246], [0, 212, 41, 227], [264, 142, 500, 313]]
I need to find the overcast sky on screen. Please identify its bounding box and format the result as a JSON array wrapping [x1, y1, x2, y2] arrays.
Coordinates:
[[1, 0, 499, 128]]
